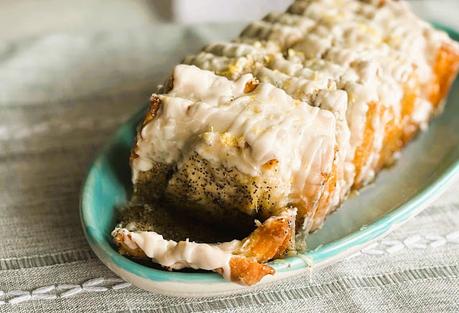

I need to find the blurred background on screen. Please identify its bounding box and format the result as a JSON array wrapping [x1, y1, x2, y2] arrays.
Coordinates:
[[1, 0, 458, 41]]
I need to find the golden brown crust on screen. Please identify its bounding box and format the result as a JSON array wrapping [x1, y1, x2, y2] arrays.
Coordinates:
[[113, 232, 148, 258], [376, 43, 459, 172], [237, 211, 295, 261], [310, 162, 338, 232], [375, 82, 419, 171], [352, 101, 378, 189], [244, 78, 260, 93], [228, 256, 275, 286], [428, 43, 459, 107], [130, 96, 162, 166], [261, 159, 279, 171]]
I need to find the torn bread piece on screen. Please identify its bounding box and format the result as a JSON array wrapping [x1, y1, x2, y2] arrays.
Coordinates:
[[113, 208, 295, 285]]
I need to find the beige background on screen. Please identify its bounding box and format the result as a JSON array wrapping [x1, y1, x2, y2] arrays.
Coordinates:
[[1, 0, 459, 41]]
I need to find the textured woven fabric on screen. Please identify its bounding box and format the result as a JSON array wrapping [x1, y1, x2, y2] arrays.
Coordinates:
[[0, 20, 459, 313]]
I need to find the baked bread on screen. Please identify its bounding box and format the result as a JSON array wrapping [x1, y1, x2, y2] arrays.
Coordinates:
[[113, 0, 459, 285]]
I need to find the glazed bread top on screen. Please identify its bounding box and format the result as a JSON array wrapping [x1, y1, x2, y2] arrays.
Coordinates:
[[112, 226, 240, 279], [184, 0, 458, 185], [133, 65, 337, 207]]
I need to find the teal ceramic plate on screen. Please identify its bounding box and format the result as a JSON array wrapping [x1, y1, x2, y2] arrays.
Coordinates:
[[81, 25, 459, 297]]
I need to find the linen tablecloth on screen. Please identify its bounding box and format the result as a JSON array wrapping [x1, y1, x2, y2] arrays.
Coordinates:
[[1, 18, 459, 313]]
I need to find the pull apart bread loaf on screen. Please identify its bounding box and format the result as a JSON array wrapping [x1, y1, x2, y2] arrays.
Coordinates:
[[112, 0, 459, 285]]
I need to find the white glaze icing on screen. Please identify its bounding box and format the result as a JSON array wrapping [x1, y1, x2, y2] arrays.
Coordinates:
[[134, 64, 337, 206], [112, 228, 240, 279]]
